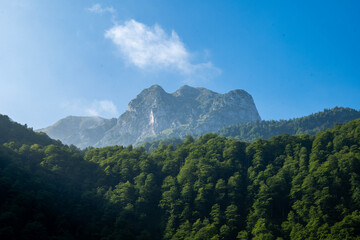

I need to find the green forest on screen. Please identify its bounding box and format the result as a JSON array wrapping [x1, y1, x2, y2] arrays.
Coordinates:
[[218, 107, 360, 142], [1, 114, 360, 239]]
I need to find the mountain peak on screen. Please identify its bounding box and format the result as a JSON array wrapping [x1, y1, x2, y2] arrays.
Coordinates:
[[173, 85, 200, 97], [227, 89, 247, 94], [148, 84, 166, 93], [225, 89, 252, 99], [136, 84, 167, 98], [179, 85, 194, 90], [128, 84, 169, 111]]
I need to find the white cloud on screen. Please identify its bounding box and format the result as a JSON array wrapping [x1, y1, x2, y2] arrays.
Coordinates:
[[105, 19, 220, 79], [87, 3, 115, 14], [86, 100, 118, 117]]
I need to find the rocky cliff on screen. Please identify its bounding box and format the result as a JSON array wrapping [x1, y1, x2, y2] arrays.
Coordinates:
[[40, 85, 261, 148]]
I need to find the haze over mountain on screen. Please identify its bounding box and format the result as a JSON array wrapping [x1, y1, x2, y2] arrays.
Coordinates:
[[39, 85, 261, 148]]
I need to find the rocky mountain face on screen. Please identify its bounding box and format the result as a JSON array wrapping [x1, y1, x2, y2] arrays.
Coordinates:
[[40, 85, 261, 148]]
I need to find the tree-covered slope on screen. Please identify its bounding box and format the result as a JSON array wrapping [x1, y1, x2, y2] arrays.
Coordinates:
[[0, 144, 108, 239], [0, 114, 60, 146], [218, 107, 360, 142], [1, 115, 360, 239]]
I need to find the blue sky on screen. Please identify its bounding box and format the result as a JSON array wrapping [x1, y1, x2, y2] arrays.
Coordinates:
[[1, 0, 359, 129]]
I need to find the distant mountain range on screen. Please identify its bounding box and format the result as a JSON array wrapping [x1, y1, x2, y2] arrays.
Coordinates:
[[39, 85, 261, 148]]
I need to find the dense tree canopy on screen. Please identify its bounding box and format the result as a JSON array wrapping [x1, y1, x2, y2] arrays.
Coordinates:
[[1, 114, 360, 239], [0, 114, 60, 146]]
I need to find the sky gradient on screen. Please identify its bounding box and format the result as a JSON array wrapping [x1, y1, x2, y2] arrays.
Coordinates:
[[1, 0, 360, 129]]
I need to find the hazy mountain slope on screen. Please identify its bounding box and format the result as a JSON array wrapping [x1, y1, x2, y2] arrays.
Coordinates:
[[40, 85, 261, 148], [218, 107, 360, 141], [38, 116, 117, 149]]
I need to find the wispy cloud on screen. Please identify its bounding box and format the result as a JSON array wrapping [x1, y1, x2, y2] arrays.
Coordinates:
[[61, 99, 118, 118], [105, 19, 220, 80], [86, 100, 118, 117], [87, 3, 115, 14]]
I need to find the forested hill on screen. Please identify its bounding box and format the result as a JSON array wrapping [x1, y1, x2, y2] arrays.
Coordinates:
[[0, 114, 60, 146], [218, 107, 360, 142], [1, 115, 360, 239]]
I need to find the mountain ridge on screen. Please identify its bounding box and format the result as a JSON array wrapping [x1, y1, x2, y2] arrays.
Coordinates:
[[39, 85, 261, 148]]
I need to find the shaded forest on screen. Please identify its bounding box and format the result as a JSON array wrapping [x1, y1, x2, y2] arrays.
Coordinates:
[[1, 113, 360, 239]]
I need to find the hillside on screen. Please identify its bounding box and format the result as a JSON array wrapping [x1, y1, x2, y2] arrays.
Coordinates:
[[0, 114, 60, 146], [1, 114, 360, 239]]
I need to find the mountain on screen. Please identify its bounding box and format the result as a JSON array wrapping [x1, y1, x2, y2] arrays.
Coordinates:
[[217, 107, 360, 141], [40, 85, 261, 148], [39, 116, 117, 149]]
